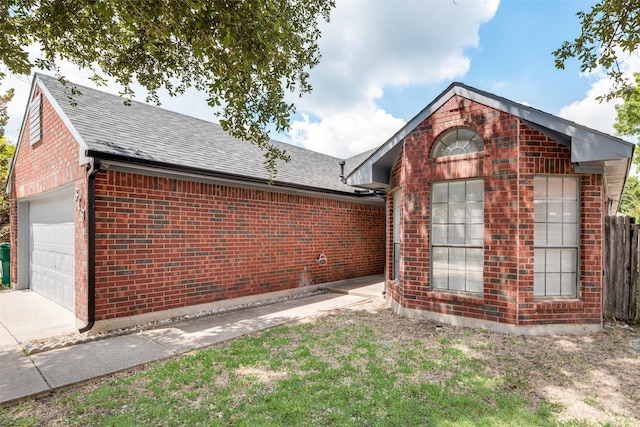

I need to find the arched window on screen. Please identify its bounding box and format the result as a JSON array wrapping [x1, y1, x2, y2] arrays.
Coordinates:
[[431, 128, 484, 158]]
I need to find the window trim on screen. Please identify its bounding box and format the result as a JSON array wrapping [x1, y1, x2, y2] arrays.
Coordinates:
[[431, 127, 484, 159], [29, 94, 42, 146], [392, 189, 401, 281], [430, 178, 484, 295], [533, 175, 581, 299]]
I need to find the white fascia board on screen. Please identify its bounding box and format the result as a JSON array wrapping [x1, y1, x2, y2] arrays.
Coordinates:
[[570, 135, 634, 163], [346, 85, 456, 188], [6, 77, 39, 194], [34, 76, 92, 165], [100, 159, 384, 205], [456, 85, 634, 163]]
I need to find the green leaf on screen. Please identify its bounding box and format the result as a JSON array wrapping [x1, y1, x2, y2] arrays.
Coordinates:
[[1, 0, 336, 176], [553, 0, 639, 100]]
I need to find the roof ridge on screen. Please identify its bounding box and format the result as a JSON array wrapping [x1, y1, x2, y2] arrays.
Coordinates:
[[35, 72, 221, 127]]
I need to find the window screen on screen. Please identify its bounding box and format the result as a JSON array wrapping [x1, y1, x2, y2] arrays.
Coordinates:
[[533, 176, 579, 297], [432, 128, 484, 158], [431, 179, 484, 294], [392, 190, 401, 280]]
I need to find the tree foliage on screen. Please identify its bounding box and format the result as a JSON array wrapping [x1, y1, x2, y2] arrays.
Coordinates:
[[557, 1, 640, 218], [0, 88, 13, 141], [615, 72, 640, 147], [1, 0, 335, 178], [553, 0, 640, 101], [0, 89, 14, 239], [620, 175, 640, 222], [614, 71, 640, 220]]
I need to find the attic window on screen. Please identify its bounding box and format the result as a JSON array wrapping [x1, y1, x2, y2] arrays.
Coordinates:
[[29, 94, 42, 145], [432, 128, 483, 158]]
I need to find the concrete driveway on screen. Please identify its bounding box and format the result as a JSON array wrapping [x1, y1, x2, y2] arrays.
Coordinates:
[[0, 290, 77, 347]]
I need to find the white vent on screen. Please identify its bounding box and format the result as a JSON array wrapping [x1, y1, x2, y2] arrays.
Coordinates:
[[29, 94, 42, 145]]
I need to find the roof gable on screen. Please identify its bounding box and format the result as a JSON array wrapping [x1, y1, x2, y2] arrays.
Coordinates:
[[7, 76, 93, 193], [346, 82, 635, 212]]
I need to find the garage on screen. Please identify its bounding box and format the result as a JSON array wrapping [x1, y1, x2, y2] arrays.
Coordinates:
[[26, 187, 75, 311]]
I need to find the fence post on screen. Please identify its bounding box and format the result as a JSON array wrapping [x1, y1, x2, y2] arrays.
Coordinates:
[[604, 216, 613, 318], [631, 223, 639, 321], [603, 216, 639, 321]]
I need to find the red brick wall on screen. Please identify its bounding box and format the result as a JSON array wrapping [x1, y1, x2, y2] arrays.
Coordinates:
[[93, 171, 385, 320], [9, 86, 89, 320], [516, 125, 603, 326], [386, 149, 404, 306], [388, 95, 604, 328]]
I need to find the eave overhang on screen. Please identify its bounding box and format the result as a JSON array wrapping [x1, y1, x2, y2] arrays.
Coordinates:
[[86, 149, 385, 205], [346, 82, 635, 212]]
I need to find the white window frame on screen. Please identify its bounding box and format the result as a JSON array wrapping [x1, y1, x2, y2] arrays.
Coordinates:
[[431, 127, 484, 158], [392, 190, 401, 281], [430, 179, 484, 294], [533, 176, 580, 298], [29, 94, 42, 145]]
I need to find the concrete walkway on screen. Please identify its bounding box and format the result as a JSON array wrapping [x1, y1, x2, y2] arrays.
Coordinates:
[[0, 275, 384, 406]]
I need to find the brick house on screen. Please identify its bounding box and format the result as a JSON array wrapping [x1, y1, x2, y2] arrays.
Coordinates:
[[9, 76, 635, 335], [8, 74, 385, 333], [347, 83, 634, 334]]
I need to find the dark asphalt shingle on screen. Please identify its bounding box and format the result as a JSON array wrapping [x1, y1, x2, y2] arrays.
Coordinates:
[[38, 74, 371, 194]]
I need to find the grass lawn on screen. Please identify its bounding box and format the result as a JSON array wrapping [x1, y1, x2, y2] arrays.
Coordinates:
[[1, 301, 639, 426]]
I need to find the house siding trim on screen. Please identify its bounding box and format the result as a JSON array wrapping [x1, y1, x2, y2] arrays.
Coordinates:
[[91, 154, 384, 205], [347, 83, 633, 212], [388, 298, 601, 335]]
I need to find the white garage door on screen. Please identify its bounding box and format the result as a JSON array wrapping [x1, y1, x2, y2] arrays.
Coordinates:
[[29, 190, 75, 311]]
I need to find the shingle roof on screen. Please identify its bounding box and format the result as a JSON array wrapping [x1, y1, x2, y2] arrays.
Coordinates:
[[36, 73, 368, 194]]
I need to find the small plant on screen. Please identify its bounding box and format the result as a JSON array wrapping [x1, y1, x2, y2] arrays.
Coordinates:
[[584, 396, 598, 407]]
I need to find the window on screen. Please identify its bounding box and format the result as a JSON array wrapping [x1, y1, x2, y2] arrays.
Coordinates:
[[432, 128, 483, 158], [29, 94, 42, 145], [392, 190, 401, 280], [534, 176, 579, 298], [431, 179, 484, 294]]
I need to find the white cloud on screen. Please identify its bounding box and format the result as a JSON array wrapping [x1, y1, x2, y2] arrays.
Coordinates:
[[559, 54, 640, 140], [3, 0, 501, 159], [286, 0, 500, 158], [558, 73, 622, 137], [289, 103, 405, 158]]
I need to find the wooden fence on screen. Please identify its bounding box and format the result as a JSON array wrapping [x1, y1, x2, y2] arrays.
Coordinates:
[[604, 216, 639, 322]]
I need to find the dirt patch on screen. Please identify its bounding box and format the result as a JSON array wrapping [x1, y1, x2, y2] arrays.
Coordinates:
[[338, 299, 640, 425]]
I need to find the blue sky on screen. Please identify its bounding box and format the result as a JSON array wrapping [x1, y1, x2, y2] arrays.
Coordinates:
[[2, 0, 639, 160], [381, 0, 594, 117]]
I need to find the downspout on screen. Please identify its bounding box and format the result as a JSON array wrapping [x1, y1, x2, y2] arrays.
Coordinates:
[[516, 118, 521, 326], [78, 159, 99, 333]]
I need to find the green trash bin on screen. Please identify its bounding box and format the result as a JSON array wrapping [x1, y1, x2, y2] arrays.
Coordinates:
[[0, 242, 10, 285]]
